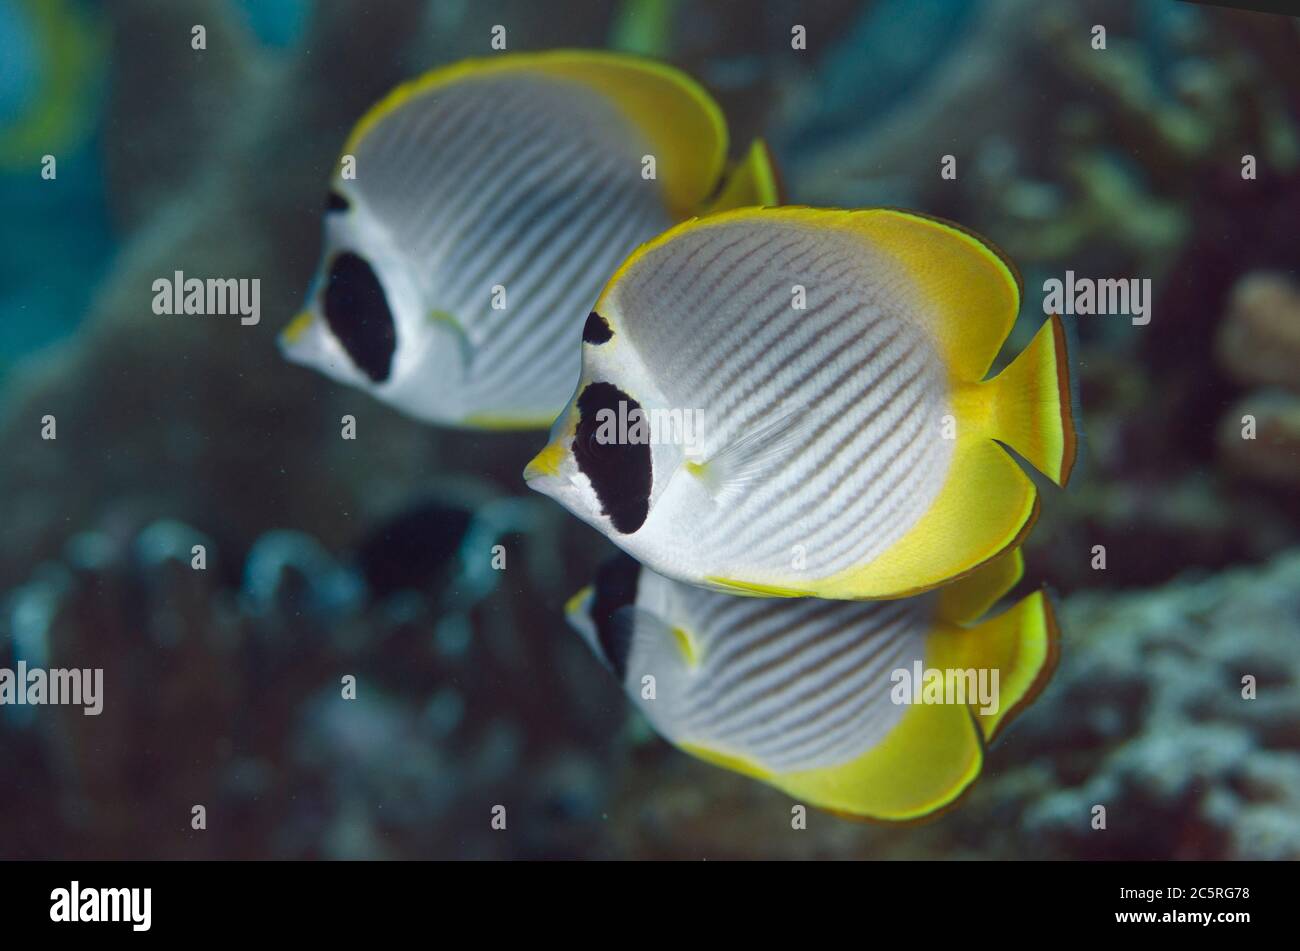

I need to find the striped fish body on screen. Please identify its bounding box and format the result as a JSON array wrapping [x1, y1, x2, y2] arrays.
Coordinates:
[[527, 207, 1077, 599], [280, 51, 779, 430], [567, 549, 1058, 820]]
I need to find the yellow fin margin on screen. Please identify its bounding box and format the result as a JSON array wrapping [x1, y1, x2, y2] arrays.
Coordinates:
[[675, 588, 1057, 821], [681, 703, 984, 822], [598, 206, 1019, 379], [815, 436, 1039, 600], [704, 576, 815, 598], [836, 208, 1023, 384], [773, 699, 984, 822], [461, 412, 557, 431], [936, 546, 1025, 626], [342, 50, 727, 219], [931, 588, 1060, 742], [702, 139, 782, 214], [563, 585, 594, 620], [982, 314, 1077, 487]]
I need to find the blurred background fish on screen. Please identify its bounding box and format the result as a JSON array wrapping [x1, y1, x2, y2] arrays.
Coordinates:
[[566, 549, 1056, 820], [0, 0, 102, 171], [0, 0, 107, 369], [281, 50, 777, 428]]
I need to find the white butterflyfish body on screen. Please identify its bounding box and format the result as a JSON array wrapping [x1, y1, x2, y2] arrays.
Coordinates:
[[527, 206, 1077, 599], [566, 548, 1058, 820], [280, 51, 779, 429]]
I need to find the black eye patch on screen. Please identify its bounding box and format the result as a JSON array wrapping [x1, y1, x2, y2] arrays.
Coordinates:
[[583, 310, 613, 344], [325, 190, 350, 213], [323, 251, 397, 383], [573, 381, 651, 535]]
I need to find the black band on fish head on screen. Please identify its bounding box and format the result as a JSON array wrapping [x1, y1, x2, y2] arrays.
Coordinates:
[[573, 381, 651, 535], [325, 190, 350, 213], [590, 554, 641, 679], [323, 251, 397, 383], [583, 310, 613, 345]]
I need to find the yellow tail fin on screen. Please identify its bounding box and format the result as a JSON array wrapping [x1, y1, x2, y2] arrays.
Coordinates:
[[702, 139, 781, 214], [985, 314, 1077, 487], [937, 589, 1060, 742]]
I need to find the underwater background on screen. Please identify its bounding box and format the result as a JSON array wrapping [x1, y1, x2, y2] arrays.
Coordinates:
[[0, 0, 1297, 859]]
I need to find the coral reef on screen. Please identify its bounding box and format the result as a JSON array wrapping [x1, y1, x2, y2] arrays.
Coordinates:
[[1214, 272, 1300, 490], [0, 500, 608, 859], [5, 509, 1296, 859]]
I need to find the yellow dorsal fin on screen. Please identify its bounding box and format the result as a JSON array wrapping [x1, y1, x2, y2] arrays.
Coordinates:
[[345, 51, 727, 219], [600, 206, 1019, 379], [522, 52, 727, 216], [759, 206, 1019, 381], [829, 208, 1022, 383], [702, 139, 782, 214]]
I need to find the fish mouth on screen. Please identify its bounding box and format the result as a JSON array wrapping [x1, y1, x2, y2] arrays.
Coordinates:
[[523, 440, 566, 487], [279, 310, 316, 348]]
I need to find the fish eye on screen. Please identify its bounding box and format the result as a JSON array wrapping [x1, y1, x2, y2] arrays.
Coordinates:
[[586, 425, 615, 456], [583, 311, 613, 345]]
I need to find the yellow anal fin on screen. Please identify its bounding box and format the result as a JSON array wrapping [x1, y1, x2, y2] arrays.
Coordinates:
[[932, 589, 1060, 742], [982, 314, 1078, 487], [773, 695, 984, 822], [816, 437, 1039, 600], [702, 139, 782, 214], [675, 614, 1016, 820], [766, 593, 1055, 820]]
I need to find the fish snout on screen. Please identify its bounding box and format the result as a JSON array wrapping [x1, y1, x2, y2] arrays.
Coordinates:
[[523, 439, 569, 491]]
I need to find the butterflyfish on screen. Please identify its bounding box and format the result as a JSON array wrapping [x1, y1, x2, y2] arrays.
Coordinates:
[[527, 207, 1076, 599], [280, 50, 778, 429], [565, 547, 1057, 820]]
